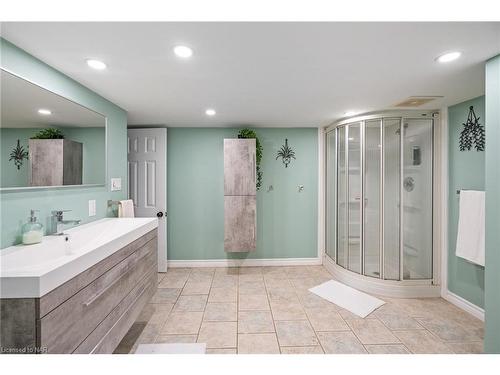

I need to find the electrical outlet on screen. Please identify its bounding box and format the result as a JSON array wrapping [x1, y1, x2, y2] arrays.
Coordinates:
[[88, 200, 96, 216], [111, 178, 122, 191]]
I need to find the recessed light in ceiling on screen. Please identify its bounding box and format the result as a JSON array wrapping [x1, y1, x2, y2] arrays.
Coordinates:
[[38, 109, 52, 115], [436, 51, 461, 63], [205, 109, 216, 116], [174, 45, 193, 58], [86, 59, 107, 70]]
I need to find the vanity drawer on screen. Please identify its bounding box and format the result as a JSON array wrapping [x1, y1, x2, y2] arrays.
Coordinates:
[[39, 229, 157, 317], [74, 268, 156, 353], [39, 238, 156, 353]]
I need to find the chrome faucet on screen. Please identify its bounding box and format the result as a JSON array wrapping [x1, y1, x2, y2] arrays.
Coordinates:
[[51, 210, 81, 235]]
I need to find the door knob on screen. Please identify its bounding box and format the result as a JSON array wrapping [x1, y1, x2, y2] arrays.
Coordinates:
[[157, 211, 164, 218]]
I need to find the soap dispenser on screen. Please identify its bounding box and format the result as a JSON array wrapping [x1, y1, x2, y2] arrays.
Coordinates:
[[21, 209, 44, 245]]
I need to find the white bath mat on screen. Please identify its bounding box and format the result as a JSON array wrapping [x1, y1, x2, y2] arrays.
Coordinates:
[[135, 343, 206, 354], [309, 280, 385, 318]]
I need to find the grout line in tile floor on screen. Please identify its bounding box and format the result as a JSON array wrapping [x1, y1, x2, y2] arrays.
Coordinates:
[[263, 269, 284, 354], [195, 268, 207, 348], [371, 303, 459, 354], [366, 308, 411, 353], [156, 267, 193, 346], [154, 268, 186, 345], [291, 277, 326, 354], [120, 266, 484, 354]]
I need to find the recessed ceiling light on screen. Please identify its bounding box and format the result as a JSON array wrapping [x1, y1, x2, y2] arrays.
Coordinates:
[[174, 45, 193, 58], [38, 109, 52, 115], [436, 51, 461, 63], [205, 109, 216, 116], [86, 59, 107, 70]]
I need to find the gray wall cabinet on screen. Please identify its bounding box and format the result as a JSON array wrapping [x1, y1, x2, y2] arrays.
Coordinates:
[[0, 229, 157, 354], [224, 139, 256, 252], [224, 138, 256, 196], [224, 195, 256, 251], [29, 139, 83, 186]]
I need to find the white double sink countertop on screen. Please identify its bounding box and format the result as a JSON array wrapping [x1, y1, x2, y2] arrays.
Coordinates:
[[0, 217, 158, 299]]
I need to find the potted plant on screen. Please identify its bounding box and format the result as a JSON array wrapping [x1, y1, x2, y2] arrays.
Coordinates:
[[30, 128, 65, 139], [238, 128, 263, 190]]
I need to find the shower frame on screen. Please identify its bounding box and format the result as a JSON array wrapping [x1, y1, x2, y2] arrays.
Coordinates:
[[324, 110, 441, 298]]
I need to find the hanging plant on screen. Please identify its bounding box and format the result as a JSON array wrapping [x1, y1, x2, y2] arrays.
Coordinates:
[[31, 128, 64, 139], [238, 128, 263, 190], [9, 139, 29, 170], [276, 138, 296, 168], [459, 106, 485, 151]]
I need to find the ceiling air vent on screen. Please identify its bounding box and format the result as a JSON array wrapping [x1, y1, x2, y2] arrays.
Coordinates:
[[394, 96, 443, 107]]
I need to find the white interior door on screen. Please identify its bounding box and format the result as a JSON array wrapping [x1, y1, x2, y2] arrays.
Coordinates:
[[127, 128, 167, 272]]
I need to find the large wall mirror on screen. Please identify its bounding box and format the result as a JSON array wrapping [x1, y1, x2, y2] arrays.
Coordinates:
[[0, 69, 106, 190]]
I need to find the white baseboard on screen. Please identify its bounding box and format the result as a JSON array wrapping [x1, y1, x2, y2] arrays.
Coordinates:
[[167, 257, 322, 268], [442, 289, 485, 321]]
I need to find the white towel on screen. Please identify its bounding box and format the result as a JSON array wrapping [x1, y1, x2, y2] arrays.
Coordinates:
[[456, 190, 485, 267], [118, 199, 135, 218]]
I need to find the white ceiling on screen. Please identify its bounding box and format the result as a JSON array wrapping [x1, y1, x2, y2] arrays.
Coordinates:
[[1, 22, 499, 127], [1, 70, 105, 128]]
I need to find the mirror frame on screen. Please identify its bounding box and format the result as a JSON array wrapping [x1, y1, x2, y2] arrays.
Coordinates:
[[0, 68, 108, 192]]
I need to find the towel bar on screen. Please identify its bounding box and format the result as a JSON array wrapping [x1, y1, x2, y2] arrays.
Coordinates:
[[456, 189, 485, 195]]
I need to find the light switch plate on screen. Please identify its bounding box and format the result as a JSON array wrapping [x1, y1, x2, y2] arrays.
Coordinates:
[[111, 178, 122, 191], [88, 200, 96, 216]]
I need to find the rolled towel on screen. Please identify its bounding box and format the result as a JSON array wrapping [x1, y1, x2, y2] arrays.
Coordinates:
[[118, 199, 135, 218]]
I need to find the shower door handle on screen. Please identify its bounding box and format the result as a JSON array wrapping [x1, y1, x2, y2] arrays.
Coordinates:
[[354, 197, 368, 207]]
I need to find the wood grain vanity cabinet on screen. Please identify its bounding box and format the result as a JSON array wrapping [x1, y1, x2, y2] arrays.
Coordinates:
[[224, 138, 257, 252], [0, 229, 157, 354]]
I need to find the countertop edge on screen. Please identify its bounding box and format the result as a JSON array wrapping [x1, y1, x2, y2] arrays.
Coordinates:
[[0, 218, 158, 299]]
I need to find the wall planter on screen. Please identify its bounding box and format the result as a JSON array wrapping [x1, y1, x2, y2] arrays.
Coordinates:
[[237, 128, 263, 190], [9, 139, 29, 170], [460, 106, 485, 151], [276, 138, 296, 168]]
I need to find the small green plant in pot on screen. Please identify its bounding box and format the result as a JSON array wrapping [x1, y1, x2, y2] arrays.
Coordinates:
[[238, 128, 263, 190], [31, 128, 64, 139]]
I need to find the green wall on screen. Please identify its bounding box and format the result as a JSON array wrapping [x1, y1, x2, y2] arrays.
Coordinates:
[[448, 96, 485, 308], [0, 38, 127, 248], [484, 55, 500, 353], [167, 128, 318, 260], [59, 127, 106, 184], [0, 127, 105, 188]]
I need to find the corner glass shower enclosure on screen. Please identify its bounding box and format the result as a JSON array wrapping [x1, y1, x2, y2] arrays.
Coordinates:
[[326, 113, 435, 281]]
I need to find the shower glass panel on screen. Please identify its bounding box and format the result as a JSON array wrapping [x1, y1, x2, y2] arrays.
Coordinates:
[[364, 120, 382, 277], [402, 119, 433, 279], [327, 113, 434, 283], [383, 119, 401, 280], [326, 130, 336, 260], [347, 123, 361, 274], [337, 126, 348, 268]]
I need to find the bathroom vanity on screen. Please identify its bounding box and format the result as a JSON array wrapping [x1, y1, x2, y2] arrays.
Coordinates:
[[0, 218, 158, 354]]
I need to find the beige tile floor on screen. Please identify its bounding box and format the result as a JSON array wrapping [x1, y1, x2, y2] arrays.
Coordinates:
[[114, 266, 484, 354]]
